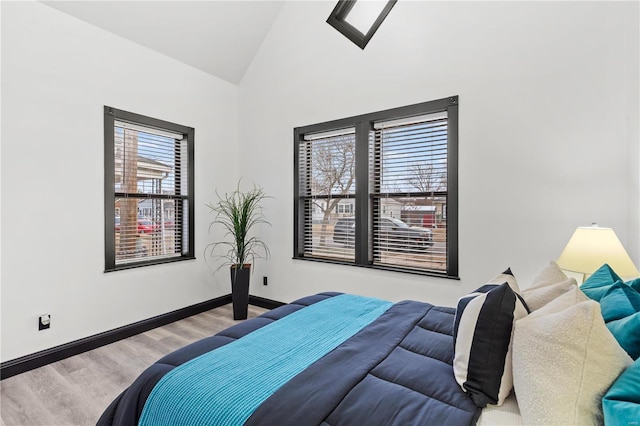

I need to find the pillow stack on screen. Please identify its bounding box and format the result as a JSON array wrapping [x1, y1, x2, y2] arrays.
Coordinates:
[[453, 269, 529, 407], [453, 262, 639, 422], [581, 264, 640, 360], [581, 264, 633, 301], [519, 261, 576, 311], [512, 287, 633, 425], [603, 358, 640, 425], [511, 262, 636, 425], [578, 263, 640, 424]]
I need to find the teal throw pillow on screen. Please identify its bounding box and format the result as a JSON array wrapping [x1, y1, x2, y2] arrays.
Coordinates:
[[603, 358, 640, 425], [629, 278, 640, 293], [600, 282, 640, 322], [581, 264, 622, 301], [606, 312, 640, 360]]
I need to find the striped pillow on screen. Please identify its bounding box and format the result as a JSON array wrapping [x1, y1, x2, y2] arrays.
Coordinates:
[[453, 274, 529, 407]]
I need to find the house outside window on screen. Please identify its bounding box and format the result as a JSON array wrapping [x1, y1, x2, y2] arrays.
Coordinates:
[[294, 97, 458, 278], [337, 203, 354, 214], [104, 106, 195, 271]]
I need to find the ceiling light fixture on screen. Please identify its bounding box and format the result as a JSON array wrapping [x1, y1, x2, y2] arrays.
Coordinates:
[[327, 0, 397, 50]]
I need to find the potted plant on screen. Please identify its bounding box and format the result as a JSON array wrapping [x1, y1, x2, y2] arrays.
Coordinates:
[[206, 181, 271, 320]]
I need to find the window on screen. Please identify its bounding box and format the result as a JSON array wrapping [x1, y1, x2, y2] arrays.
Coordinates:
[[104, 106, 195, 271], [294, 97, 458, 278]]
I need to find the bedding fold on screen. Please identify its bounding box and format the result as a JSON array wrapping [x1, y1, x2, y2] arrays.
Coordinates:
[[247, 303, 480, 426], [138, 294, 392, 426]]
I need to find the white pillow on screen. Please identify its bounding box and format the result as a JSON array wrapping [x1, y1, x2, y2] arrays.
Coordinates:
[[521, 262, 577, 311], [512, 287, 632, 425], [530, 261, 568, 288]]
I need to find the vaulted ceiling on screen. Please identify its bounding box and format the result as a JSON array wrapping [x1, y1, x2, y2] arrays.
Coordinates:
[[42, 1, 285, 85]]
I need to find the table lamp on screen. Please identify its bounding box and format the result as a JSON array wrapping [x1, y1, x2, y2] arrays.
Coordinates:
[[556, 223, 639, 284]]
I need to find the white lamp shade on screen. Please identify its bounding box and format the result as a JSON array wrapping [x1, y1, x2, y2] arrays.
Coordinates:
[[557, 225, 639, 278]]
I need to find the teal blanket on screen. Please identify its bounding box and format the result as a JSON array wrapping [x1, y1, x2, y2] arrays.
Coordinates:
[[138, 294, 393, 426]]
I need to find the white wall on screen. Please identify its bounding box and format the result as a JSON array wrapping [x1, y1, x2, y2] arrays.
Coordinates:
[[2, 0, 638, 363], [239, 1, 640, 306], [0, 2, 239, 362], [627, 6, 640, 269]]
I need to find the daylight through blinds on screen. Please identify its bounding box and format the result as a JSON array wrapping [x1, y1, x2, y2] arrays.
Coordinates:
[[370, 113, 448, 272], [294, 97, 458, 277], [298, 129, 356, 261], [113, 122, 188, 265]]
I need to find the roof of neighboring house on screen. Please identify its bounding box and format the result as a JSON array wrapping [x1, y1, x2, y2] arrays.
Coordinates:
[[114, 155, 173, 181], [137, 156, 172, 172]]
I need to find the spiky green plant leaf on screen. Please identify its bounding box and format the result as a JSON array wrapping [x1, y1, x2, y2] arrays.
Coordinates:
[[205, 181, 271, 282]]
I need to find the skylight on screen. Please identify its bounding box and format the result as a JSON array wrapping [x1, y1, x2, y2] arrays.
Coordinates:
[[327, 0, 397, 49]]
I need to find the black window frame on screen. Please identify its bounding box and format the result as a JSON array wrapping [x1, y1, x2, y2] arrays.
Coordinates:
[[293, 96, 459, 279], [104, 106, 195, 272]]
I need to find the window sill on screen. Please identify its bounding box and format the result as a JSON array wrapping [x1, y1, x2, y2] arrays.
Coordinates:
[[105, 256, 196, 273], [292, 256, 460, 280]]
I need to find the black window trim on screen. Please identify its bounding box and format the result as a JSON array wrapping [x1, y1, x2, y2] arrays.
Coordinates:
[[104, 106, 196, 272], [293, 96, 459, 279]]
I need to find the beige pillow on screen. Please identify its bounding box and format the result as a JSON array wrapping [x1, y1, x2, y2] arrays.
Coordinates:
[[486, 268, 520, 292], [521, 262, 577, 311], [513, 288, 632, 425], [530, 261, 568, 288]]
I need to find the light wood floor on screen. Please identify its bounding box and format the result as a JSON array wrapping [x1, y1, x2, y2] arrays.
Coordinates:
[[0, 304, 268, 426]]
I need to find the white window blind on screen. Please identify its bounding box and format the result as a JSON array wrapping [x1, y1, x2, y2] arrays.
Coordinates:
[[112, 121, 189, 266], [298, 129, 356, 261], [370, 113, 448, 272]]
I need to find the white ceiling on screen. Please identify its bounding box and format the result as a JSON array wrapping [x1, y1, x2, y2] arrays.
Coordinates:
[[42, 1, 285, 85]]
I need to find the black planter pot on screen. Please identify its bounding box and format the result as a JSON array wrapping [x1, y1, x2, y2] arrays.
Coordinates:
[[230, 265, 250, 320]]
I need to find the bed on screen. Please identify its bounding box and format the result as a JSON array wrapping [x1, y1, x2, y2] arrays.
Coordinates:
[[99, 291, 485, 425], [98, 263, 639, 426]]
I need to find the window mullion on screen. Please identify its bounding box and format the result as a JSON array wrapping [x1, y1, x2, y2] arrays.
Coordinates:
[[104, 108, 116, 270], [354, 121, 371, 265], [293, 129, 303, 257], [446, 101, 459, 277], [185, 127, 195, 259]]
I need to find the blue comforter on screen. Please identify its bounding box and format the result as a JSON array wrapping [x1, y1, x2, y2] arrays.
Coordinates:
[[98, 293, 480, 426]]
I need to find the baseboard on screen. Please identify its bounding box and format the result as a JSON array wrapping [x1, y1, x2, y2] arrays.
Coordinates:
[[0, 294, 232, 380], [1, 293, 287, 380], [249, 295, 286, 310]]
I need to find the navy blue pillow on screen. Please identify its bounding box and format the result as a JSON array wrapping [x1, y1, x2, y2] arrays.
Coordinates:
[[453, 273, 529, 407]]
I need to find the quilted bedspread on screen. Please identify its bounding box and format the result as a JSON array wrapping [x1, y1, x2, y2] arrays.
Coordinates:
[[97, 292, 480, 426]]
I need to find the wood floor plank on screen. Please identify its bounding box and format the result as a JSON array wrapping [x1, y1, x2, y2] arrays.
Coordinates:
[[15, 365, 94, 426], [0, 304, 267, 425], [51, 361, 123, 420], [1, 377, 57, 426]]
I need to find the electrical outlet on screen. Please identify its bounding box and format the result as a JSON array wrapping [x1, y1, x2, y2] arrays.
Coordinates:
[[263, 276, 268, 286], [39, 314, 51, 330]]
